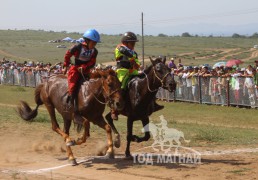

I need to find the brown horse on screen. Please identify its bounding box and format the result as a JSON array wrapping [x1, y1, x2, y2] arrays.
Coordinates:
[[105, 56, 176, 158], [17, 69, 124, 165]]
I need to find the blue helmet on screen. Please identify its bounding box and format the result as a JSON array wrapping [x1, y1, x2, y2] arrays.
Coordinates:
[[83, 29, 101, 43]]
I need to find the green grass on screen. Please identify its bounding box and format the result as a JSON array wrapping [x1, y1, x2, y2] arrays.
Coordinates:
[[227, 168, 252, 176], [1, 85, 258, 147], [1, 30, 257, 67]]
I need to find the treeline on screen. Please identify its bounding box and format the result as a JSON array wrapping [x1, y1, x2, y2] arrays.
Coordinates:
[[157, 32, 258, 38]]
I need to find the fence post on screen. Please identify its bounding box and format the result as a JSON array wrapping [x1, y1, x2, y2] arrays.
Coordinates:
[[24, 71, 26, 87], [12, 70, 15, 85], [226, 79, 230, 107], [173, 90, 176, 102], [34, 72, 37, 87], [198, 76, 202, 104]]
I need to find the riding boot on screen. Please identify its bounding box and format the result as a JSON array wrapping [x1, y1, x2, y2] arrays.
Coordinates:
[[153, 100, 164, 112], [111, 88, 126, 120], [73, 95, 85, 125], [66, 94, 73, 108]]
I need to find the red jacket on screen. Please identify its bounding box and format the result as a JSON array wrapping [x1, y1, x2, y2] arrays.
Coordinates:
[[64, 42, 98, 71]]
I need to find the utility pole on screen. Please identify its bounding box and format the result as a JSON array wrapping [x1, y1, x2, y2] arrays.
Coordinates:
[[141, 12, 144, 68]]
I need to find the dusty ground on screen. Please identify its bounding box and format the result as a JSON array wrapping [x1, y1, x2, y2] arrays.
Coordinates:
[[0, 120, 258, 180]]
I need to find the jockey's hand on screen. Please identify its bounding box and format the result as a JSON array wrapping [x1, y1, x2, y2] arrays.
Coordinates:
[[130, 60, 136, 67], [63, 67, 68, 75], [77, 67, 83, 73]]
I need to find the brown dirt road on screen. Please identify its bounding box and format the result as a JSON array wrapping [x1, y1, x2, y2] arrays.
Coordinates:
[[1, 119, 258, 180]]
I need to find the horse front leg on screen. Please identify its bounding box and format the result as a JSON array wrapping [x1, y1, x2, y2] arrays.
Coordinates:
[[62, 116, 78, 166], [95, 116, 114, 159], [105, 112, 121, 148], [125, 118, 134, 158], [132, 117, 150, 143]]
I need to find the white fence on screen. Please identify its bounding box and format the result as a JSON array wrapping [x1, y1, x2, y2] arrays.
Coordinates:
[[1, 69, 257, 108]]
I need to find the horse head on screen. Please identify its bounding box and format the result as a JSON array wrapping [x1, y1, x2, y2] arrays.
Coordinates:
[[97, 69, 125, 111], [149, 56, 176, 92]]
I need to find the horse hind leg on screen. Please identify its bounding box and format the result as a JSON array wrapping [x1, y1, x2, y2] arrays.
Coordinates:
[[45, 104, 77, 165], [73, 119, 90, 145]]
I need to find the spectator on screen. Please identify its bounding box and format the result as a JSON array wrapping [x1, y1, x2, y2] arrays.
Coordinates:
[[244, 65, 255, 107], [253, 67, 258, 102], [168, 58, 177, 69], [254, 60, 258, 69]]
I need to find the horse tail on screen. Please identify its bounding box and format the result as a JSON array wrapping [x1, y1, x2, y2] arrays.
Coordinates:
[[76, 124, 83, 133], [16, 84, 44, 121], [35, 83, 44, 106]]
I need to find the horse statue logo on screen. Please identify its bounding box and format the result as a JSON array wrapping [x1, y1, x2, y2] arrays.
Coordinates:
[[141, 115, 190, 154]]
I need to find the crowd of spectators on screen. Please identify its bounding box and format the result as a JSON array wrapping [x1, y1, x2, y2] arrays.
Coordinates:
[[1, 56, 258, 107], [163, 58, 258, 107], [0, 57, 63, 74]]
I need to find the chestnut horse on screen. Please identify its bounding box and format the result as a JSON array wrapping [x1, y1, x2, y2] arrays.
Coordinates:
[[17, 69, 124, 165], [105, 56, 176, 158]]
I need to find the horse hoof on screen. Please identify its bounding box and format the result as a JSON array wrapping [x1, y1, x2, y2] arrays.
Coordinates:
[[124, 154, 133, 160], [69, 159, 78, 166], [132, 135, 140, 142], [114, 135, 121, 148], [114, 141, 120, 148], [105, 152, 114, 159], [66, 140, 76, 146]]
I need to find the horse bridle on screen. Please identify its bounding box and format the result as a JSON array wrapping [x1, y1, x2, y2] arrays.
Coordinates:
[[144, 65, 171, 92], [92, 78, 120, 106]]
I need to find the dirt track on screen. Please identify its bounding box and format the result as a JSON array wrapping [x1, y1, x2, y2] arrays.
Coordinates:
[[1, 118, 258, 180]]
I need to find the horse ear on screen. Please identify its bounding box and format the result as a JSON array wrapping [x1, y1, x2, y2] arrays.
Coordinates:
[[162, 56, 166, 64], [149, 56, 154, 65]]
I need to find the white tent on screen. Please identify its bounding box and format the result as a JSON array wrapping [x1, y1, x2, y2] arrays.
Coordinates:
[[76, 38, 84, 43], [62, 37, 73, 42]]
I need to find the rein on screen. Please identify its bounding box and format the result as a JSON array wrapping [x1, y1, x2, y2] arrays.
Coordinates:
[[92, 78, 120, 106], [143, 66, 171, 92]]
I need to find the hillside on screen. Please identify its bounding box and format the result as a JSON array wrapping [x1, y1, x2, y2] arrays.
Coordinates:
[[0, 30, 257, 66]]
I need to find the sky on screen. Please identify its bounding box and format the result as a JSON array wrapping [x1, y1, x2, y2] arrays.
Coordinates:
[[1, 0, 258, 36]]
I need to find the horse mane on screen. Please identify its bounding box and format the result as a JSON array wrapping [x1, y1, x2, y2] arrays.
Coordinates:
[[90, 69, 116, 79], [143, 64, 152, 74]]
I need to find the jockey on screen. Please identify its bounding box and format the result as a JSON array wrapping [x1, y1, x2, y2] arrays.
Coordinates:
[[111, 32, 164, 120], [63, 29, 101, 124], [115, 32, 141, 89]]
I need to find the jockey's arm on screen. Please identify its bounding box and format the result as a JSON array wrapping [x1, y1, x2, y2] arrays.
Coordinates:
[[64, 49, 73, 67]]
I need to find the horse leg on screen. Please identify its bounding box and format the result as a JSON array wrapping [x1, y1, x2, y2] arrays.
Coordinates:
[[45, 105, 77, 165], [94, 116, 114, 158], [125, 118, 134, 158], [132, 117, 150, 143], [62, 116, 78, 165], [74, 120, 90, 145], [105, 112, 120, 148]]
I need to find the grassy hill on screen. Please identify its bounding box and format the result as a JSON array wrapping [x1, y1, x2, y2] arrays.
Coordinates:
[[0, 30, 257, 66]]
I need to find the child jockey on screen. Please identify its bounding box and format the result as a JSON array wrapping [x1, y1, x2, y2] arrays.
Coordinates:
[[111, 31, 164, 120], [63, 29, 100, 124]]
